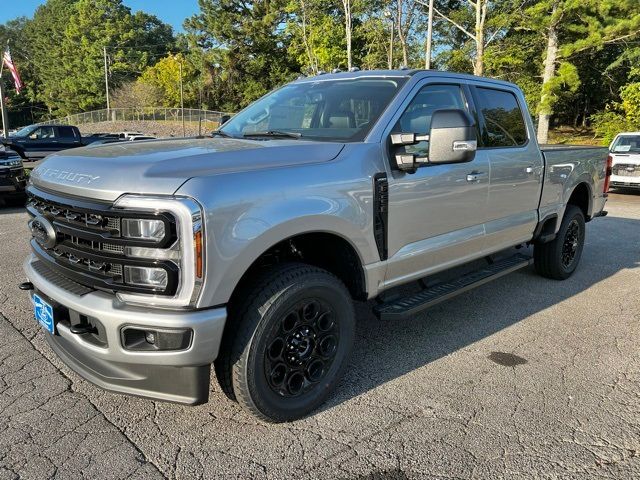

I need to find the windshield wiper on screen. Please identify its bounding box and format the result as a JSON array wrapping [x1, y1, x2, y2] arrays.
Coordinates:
[[211, 129, 235, 138], [242, 130, 302, 139]]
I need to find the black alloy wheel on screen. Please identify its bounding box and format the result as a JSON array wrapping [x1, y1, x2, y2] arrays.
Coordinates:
[[264, 298, 339, 397]]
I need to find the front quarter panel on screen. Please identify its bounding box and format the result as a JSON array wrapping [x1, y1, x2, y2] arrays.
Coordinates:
[[175, 143, 385, 307]]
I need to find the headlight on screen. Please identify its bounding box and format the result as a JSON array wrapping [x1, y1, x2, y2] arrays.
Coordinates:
[[124, 265, 168, 288], [113, 195, 205, 309], [121, 218, 166, 241], [0, 158, 22, 168]]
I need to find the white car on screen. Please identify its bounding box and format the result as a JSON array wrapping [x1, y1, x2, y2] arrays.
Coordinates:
[[609, 132, 640, 189], [117, 131, 144, 140], [128, 135, 157, 141]]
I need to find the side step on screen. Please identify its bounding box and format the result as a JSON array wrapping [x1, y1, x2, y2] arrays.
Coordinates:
[[374, 254, 533, 320]]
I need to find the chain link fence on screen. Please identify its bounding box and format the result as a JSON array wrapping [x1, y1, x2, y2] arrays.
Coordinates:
[[36, 108, 232, 126]]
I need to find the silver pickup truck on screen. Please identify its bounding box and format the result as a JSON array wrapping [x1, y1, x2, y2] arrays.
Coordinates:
[[21, 70, 610, 422]]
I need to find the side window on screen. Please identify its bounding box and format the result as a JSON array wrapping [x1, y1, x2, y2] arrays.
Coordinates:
[[475, 87, 527, 147], [58, 126, 77, 138], [29, 127, 55, 140], [394, 84, 466, 157]]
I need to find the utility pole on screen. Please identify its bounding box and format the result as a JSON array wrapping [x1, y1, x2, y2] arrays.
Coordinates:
[[179, 59, 185, 138], [384, 10, 394, 69], [198, 54, 204, 137], [425, 0, 434, 69], [103, 46, 110, 121]]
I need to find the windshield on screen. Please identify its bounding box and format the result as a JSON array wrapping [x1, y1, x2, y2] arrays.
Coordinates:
[[221, 77, 408, 141], [12, 125, 37, 137], [611, 134, 640, 153]]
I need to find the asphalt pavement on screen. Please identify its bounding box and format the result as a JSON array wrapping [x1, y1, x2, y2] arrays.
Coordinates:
[[0, 190, 639, 479]]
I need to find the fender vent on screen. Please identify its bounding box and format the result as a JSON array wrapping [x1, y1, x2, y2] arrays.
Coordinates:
[[373, 173, 388, 260]]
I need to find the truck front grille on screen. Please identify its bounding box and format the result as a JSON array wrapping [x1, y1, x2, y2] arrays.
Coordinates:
[[612, 164, 640, 177], [29, 196, 122, 234], [27, 187, 179, 296]]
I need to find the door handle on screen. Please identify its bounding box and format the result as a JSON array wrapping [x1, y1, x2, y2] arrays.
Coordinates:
[[525, 166, 534, 174], [466, 171, 487, 182]]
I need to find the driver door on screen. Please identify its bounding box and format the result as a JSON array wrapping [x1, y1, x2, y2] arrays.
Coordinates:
[[384, 82, 490, 288], [23, 126, 57, 160]]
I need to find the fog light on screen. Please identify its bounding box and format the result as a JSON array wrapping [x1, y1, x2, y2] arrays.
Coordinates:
[[121, 327, 193, 351], [121, 218, 165, 241], [124, 266, 168, 288]]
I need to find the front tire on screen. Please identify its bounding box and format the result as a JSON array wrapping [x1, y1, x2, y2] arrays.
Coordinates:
[[215, 263, 355, 422], [534, 205, 586, 280]]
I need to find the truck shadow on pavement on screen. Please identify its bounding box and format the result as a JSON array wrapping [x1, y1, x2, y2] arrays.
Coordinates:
[[318, 214, 640, 414], [0, 205, 25, 214]]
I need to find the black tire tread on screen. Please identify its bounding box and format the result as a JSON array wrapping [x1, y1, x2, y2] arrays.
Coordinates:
[[215, 262, 352, 422], [534, 205, 584, 280]]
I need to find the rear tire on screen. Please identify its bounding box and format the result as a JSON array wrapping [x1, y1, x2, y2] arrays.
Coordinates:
[[214, 263, 355, 422], [534, 205, 586, 280]]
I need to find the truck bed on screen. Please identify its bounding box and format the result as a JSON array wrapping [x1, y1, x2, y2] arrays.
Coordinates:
[[538, 144, 608, 222]]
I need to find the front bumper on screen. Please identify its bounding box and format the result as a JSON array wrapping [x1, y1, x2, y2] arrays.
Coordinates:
[[0, 167, 26, 194], [610, 174, 640, 189], [24, 255, 227, 404]]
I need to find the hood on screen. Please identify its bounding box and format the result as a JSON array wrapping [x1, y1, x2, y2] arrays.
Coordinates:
[[29, 137, 345, 202]]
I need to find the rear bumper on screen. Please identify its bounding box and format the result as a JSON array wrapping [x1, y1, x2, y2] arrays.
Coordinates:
[[24, 255, 227, 404]]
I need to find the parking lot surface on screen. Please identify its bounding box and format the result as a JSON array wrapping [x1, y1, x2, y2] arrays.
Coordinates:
[[1, 191, 639, 479]]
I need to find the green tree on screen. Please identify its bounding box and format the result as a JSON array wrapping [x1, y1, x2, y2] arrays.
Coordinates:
[[138, 54, 198, 107], [186, 0, 300, 110], [24, 0, 79, 116], [286, 0, 346, 73], [24, 0, 174, 116], [529, 0, 640, 143]]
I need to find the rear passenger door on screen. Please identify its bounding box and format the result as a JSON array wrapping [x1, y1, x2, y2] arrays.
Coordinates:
[[56, 126, 82, 150], [471, 85, 544, 251]]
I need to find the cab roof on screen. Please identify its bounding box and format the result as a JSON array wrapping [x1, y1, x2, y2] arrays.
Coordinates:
[[292, 69, 519, 90]]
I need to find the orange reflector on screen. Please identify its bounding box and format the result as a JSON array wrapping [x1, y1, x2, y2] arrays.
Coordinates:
[[194, 230, 203, 278]]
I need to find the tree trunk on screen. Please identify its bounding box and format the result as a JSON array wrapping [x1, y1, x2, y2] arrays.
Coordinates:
[[537, 12, 559, 145], [581, 97, 589, 128], [396, 0, 409, 67], [342, 0, 352, 70], [299, 0, 317, 73], [474, 1, 484, 76]]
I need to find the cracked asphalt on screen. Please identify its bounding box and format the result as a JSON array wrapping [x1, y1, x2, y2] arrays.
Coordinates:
[[1, 190, 639, 479]]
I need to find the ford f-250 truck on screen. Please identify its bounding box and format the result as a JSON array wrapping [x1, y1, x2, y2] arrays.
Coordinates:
[[20, 70, 610, 422], [3, 124, 120, 164], [608, 132, 640, 189], [0, 147, 26, 203]]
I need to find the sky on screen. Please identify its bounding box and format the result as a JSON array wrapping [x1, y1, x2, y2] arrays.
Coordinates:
[[0, 0, 200, 33]]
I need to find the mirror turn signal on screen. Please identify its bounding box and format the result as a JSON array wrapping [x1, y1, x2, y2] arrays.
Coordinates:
[[390, 133, 430, 146]]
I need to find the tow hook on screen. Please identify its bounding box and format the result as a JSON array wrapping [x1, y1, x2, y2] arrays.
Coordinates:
[[69, 323, 98, 335], [18, 281, 34, 291]]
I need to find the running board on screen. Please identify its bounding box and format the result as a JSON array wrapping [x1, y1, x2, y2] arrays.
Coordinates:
[[374, 254, 533, 321]]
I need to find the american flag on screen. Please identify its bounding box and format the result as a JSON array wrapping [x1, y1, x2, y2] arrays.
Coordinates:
[[3, 47, 23, 94]]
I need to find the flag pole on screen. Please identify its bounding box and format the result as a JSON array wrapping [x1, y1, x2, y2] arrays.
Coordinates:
[[0, 45, 9, 140], [0, 81, 9, 140]]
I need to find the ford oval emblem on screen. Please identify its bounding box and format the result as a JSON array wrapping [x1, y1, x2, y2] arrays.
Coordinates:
[[29, 216, 58, 249]]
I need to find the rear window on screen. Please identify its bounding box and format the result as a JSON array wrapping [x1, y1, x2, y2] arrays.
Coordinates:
[[475, 87, 527, 147]]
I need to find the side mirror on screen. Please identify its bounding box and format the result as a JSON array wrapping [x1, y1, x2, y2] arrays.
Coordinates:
[[390, 109, 477, 172], [220, 114, 231, 125], [428, 109, 477, 164]]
